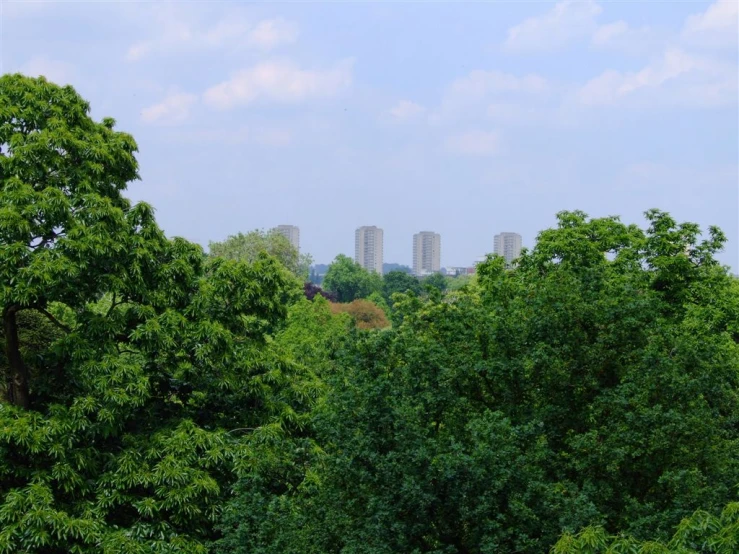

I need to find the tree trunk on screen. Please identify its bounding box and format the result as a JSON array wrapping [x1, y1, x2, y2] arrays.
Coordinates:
[[3, 306, 29, 409]]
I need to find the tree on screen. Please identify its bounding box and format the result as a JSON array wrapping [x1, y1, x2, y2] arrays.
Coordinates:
[[1, 73, 140, 408], [366, 291, 392, 319], [475, 210, 739, 539], [209, 229, 313, 280], [322, 255, 382, 302], [330, 299, 390, 330], [446, 273, 475, 291], [382, 270, 421, 304], [422, 272, 448, 294], [0, 75, 310, 552]]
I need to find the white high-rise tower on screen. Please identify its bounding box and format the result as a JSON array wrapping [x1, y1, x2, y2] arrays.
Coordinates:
[[355, 226, 384, 274], [275, 225, 300, 252], [413, 231, 441, 276], [493, 232, 522, 267]]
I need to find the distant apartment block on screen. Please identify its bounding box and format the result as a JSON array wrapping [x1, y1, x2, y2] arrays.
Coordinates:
[[275, 225, 300, 252], [413, 231, 441, 276], [355, 226, 384, 274], [493, 232, 522, 267]]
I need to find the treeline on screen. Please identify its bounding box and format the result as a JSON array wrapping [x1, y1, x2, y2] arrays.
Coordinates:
[[209, 231, 462, 330], [1, 75, 738, 553]]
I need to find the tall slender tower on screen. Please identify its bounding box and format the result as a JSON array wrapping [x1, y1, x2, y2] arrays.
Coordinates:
[[413, 231, 441, 276], [275, 225, 300, 252], [355, 226, 384, 274], [493, 232, 522, 267]]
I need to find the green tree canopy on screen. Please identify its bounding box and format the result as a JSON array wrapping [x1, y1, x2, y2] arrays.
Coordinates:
[[209, 229, 313, 280], [552, 502, 739, 554], [322, 254, 382, 302], [381, 270, 421, 304], [217, 210, 739, 553], [422, 272, 448, 293], [0, 74, 310, 552]]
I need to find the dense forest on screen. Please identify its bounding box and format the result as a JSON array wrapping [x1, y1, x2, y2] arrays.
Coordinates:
[[1, 75, 737, 553]]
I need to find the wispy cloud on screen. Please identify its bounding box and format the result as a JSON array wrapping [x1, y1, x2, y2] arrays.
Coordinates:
[[505, 0, 663, 56], [141, 92, 198, 124], [203, 59, 353, 110], [431, 70, 550, 126], [389, 100, 425, 120], [682, 0, 739, 48], [126, 11, 298, 61], [577, 48, 736, 108], [591, 20, 658, 54], [247, 18, 299, 50], [504, 0, 602, 51]]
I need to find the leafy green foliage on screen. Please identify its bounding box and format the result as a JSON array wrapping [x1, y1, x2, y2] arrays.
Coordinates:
[[219, 210, 739, 553], [0, 75, 310, 552], [475, 210, 739, 539], [209, 229, 312, 280], [322, 255, 382, 302], [381, 270, 421, 304], [421, 272, 448, 293], [552, 502, 739, 554], [447, 273, 476, 290]]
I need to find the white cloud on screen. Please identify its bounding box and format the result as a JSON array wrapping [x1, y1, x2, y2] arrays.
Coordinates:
[[19, 57, 75, 85], [684, 0, 738, 35], [592, 20, 629, 45], [125, 11, 297, 61], [591, 20, 656, 52], [141, 92, 198, 124], [203, 59, 353, 110], [578, 48, 736, 107], [505, 1, 666, 55], [445, 130, 500, 156], [431, 70, 550, 126], [248, 18, 299, 49], [683, 0, 739, 48], [505, 0, 602, 51], [389, 100, 425, 120]]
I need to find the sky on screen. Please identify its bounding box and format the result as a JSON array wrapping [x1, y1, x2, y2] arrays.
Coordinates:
[[2, 0, 738, 269]]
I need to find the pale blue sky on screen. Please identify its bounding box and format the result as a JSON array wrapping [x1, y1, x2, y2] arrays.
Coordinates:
[[2, 0, 738, 269]]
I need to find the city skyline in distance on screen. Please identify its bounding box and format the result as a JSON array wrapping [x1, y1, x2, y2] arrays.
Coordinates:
[[281, 224, 524, 270]]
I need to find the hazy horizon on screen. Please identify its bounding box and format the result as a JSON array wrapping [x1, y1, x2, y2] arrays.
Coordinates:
[[3, 0, 737, 269]]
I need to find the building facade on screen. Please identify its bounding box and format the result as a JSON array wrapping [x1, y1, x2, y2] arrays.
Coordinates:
[[355, 226, 384, 274], [493, 232, 522, 267], [275, 225, 300, 252], [412, 231, 441, 276]]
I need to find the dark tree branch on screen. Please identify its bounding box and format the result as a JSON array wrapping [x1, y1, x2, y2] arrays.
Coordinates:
[[3, 305, 30, 409], [36, 307, 72, 334], [106, 292, 117, 317]]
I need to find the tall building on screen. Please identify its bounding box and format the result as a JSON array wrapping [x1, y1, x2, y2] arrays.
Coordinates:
[[275, 225, 300, 251], [355, 226, 384, 274], [413, 231, 441, 276], [493, 232, 522, 267]]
